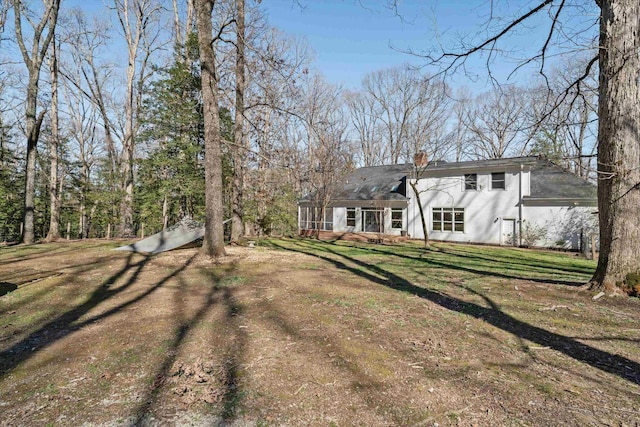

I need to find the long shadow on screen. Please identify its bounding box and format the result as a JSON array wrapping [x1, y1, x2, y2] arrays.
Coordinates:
[[270, 240, 640, 386], [0, 242, 111, 267], [132, 264, 248, 424], [133, 264, 228, 424], [315, 239, 593, 283], [435, 245, 595, 276], [0, 252, 196, 378], [0, 258, 125, 316], [362, 244, 587, 287], [220, 283, 247, 421], [0, 281, 17, 296]]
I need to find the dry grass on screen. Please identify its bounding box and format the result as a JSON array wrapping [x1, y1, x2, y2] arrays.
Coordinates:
[[0, 238, 639, 426]]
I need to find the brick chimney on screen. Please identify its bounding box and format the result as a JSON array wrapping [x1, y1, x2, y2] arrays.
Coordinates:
[[414, 152, 429, 167]]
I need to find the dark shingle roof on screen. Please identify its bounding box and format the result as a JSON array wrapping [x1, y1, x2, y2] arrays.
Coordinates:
[[529, 161, 597, 199], [331, 163, 411, 201], [301, 157, 596, 203], [423, 156, 540, 171]]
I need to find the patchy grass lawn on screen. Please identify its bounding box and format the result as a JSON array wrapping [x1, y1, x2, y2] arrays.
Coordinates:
[[0, 238, 639, 426]]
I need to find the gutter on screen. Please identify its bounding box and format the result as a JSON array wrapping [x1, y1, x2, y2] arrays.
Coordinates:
[[521, 197, 598, 206]]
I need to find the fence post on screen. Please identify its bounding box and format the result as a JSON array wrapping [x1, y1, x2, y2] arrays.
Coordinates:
[[66, 222, 71, 240], [106, 223, 111, 240], [141, 223, 145, 239]]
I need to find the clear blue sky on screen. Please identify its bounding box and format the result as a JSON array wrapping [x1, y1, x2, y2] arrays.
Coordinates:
[[60, 0, 577, 92], [261, 0, 558, 91]]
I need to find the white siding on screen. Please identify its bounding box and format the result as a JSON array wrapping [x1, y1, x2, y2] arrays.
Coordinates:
[[406, 168, 595, 249], [408, 171, 523, 245], [522, 206, 597, 249]]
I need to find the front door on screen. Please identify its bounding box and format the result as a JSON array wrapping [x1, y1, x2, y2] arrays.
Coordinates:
[[362, 209, 382, 233], [502, 219, 517, 246]]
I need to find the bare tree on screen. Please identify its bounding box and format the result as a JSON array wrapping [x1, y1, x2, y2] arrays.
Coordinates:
[[12, 0, 61, 244], [414, 0, 639, 293], [63, 10, 119, 181], [62, 66, 101, 240], [463, 86, 530, 159], [195, 0, 226, 257], [230, 0, 245, 243], [298, 74, 351, 239], [450, 87, 472, 162], [112, 0, 163, 237], [356, 66, 450, 165], [44, 34, 60, 241], [526, 61, 598, 177], [0, 0, 9, 38], [346, 90, 384, 167]]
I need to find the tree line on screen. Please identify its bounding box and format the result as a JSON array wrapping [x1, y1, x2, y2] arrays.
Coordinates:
[[0, 0, 637, 294]]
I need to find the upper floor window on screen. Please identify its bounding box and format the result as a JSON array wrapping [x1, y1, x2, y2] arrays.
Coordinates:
[[491, 172, 506, 190], [464, 173, 477, 191]]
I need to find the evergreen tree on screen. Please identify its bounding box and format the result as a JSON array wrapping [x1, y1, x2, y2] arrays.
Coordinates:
[[138, 37, 205, 231]]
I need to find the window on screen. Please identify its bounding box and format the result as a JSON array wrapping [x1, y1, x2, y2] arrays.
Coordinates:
[[491, 172, 505, 190], [432, 207, 464, 232], [298, 207, 332, 230], [346, 208, 356, 227], [391, 208, 403, 229], [464, 173, 477, 190]]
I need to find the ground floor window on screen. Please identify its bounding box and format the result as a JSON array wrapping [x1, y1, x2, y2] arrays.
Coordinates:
[[361, 208, 383, 233], [391, 208, 403, 229], [346, 207, 356, 227], [432, 207, 464, 232]]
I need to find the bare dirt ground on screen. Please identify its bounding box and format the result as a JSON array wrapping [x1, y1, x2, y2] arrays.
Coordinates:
[[0, 238, 639, 426]]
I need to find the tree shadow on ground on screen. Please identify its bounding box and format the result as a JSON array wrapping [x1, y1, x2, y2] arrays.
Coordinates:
[[0, 242, 110, 267], [359, 243, 588, 287], [270, 240, 640, 386], [433, 245, 595, 276], [0, 281, 17, 296], [0, 251, 197, 378], [132, 263, 248, 424]]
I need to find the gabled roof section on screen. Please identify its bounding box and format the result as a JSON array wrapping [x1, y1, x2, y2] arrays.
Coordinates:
[[416, 156, 540, 173], [300, 156, 596, 204], [331, 163, 412, 201], [528, 160, 597, 200]]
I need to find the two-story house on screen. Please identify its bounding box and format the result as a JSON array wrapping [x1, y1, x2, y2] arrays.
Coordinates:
[[298, 156, 598, 249]]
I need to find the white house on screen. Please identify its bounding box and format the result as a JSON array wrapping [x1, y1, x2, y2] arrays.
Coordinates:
[[298, 156, 598, 249]]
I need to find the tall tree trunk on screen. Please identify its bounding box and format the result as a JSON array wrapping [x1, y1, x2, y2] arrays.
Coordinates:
[[409, 180, 430, 248], [45, 36, 60, 242], [119, 34, 138, 238], [13, 0, 61, 244], [79, 161, 89, 239], [22, 77, 43, 244], [590, 0, 640, 293], [230, 0, 245, 243], [114, 0, 155, 238], [195, 0, 226, 257]]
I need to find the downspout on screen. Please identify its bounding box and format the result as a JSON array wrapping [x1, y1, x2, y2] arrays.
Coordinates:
[[518, 164, 523, 246]]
